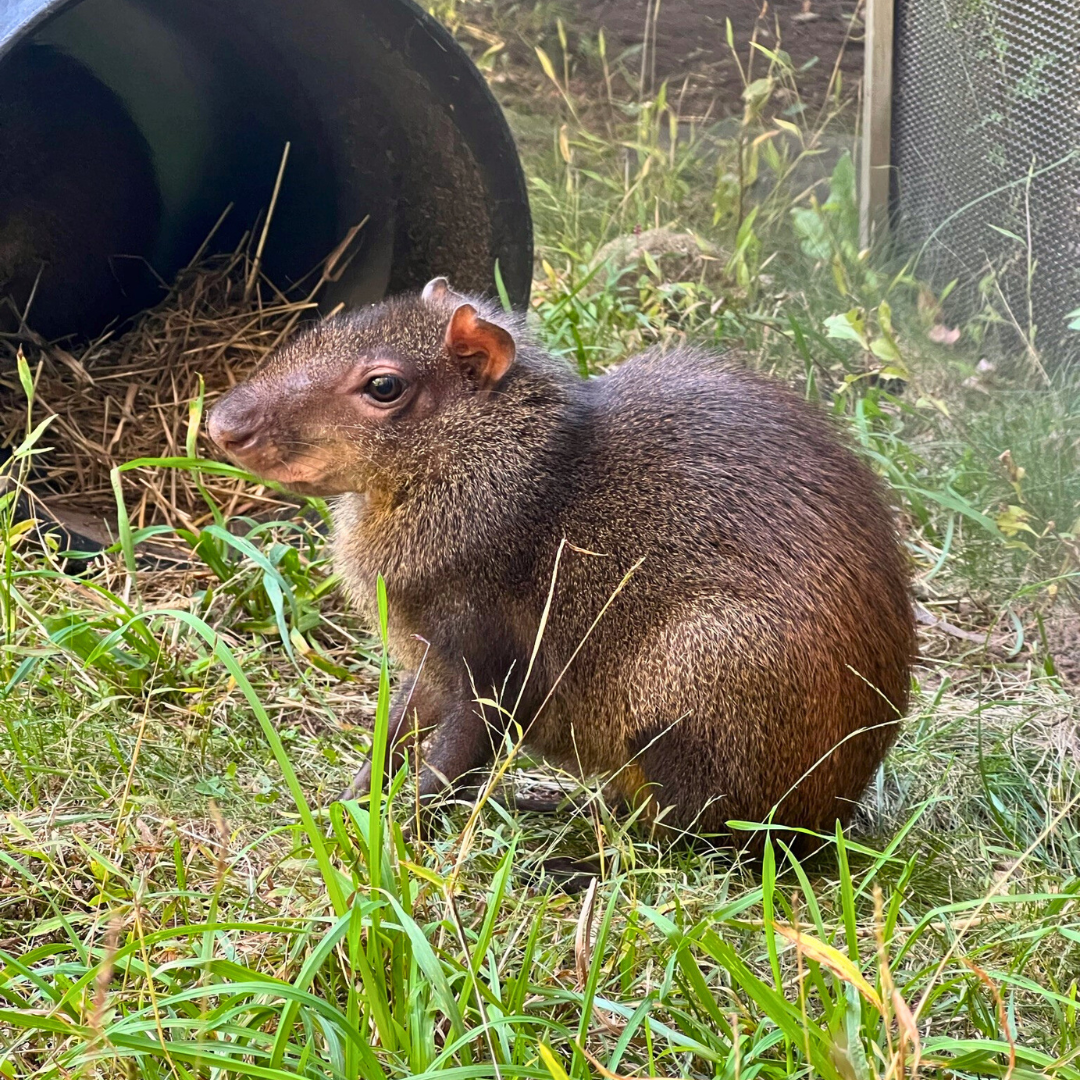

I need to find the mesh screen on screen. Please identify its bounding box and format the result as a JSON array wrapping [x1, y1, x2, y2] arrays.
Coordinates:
[[890, 0, 1080, 366]]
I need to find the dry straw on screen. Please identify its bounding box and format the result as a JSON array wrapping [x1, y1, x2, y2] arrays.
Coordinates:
[[0, 209, 364, 537]]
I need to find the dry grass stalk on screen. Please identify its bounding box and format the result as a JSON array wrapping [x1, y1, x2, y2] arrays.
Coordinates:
[[0, 223, 360, 534]]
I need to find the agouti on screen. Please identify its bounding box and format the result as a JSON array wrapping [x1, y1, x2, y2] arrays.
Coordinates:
[[208, 278, 916, 851], [0, 43, 161, 339]]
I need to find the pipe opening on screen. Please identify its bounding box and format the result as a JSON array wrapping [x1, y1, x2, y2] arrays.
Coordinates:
[[0, 0, 531, 338]]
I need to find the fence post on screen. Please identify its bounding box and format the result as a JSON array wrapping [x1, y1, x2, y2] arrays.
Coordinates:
[[859, 0, 895, 248]]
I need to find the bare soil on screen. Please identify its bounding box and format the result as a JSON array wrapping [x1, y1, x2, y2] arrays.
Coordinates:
[[1045, 604, 1080, 687], [579, 0, 864, 117]]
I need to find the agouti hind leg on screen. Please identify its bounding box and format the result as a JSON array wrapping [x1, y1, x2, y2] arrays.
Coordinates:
[[337, 675, 440, 802], [338, 683, 499, 811], [414, 703, 497, 800], [620, 606, 785, 846]]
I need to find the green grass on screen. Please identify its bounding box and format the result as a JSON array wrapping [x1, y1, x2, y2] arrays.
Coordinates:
[[3, 3, 1080, 1078]]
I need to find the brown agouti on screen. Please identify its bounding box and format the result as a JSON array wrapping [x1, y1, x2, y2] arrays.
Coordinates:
[[208, 278, 916, 851], [0, 43, 161, 339]]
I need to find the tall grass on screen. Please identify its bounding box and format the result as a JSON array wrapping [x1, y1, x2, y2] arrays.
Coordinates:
[[3, 536, 1079, 1077]]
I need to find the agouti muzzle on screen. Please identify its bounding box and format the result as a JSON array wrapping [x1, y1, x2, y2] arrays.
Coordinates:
[[208, 278, 915, 852]]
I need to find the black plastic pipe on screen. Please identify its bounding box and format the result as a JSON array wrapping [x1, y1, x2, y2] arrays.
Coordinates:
[[0, 0, 533, 338]]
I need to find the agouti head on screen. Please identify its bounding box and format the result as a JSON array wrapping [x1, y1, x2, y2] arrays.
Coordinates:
[[207, 278, 519, 496]]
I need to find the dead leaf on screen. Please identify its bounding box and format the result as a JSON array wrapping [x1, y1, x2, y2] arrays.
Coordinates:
[[774, 924, 884, 1013], [928, 324, 961, 345], [891, 987, 922, 1076], [574, 877, 597, 991]]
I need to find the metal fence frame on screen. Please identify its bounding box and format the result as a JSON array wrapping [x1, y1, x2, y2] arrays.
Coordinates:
[[859, 0, 1080, 366]]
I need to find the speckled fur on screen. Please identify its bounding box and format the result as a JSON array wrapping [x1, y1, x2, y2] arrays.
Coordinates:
[[211, 286, 916, 850]]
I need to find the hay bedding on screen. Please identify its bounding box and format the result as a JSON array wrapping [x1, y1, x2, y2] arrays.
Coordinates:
[[0, 226, 358, 538]]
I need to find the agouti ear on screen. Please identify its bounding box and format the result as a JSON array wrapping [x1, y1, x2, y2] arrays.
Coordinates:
[[445, 303, 516, 388], [421, 277, 453, 303]]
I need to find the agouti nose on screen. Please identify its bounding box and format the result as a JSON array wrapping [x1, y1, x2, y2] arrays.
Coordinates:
[[207, 393, 264, 457]]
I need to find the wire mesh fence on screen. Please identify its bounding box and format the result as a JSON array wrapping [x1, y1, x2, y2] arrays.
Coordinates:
[[890, 0, 1080, 367]]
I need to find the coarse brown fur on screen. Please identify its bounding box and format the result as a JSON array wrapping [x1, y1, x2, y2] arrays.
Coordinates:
[[0, 43, 161, 339], [207, 280, 916, 853]]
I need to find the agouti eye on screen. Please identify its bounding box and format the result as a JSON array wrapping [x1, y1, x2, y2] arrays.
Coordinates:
[[363, 375, 406, 403]]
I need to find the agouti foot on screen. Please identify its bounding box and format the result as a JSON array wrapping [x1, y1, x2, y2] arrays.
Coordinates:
[[508, 787, 585, 814], [336, 764, 372, 804], [517, 856, 602, 895]]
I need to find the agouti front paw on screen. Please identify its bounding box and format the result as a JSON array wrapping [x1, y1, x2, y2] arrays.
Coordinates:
[[336, 762, 372, 804]]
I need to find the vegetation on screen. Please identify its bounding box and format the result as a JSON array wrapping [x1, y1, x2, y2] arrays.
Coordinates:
[[3, 4, 1080, 1078]]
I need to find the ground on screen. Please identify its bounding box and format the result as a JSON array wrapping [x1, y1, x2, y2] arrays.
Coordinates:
[[577, 0, 863, 116], [3, 2, 1080, 1078], [462, 0, 863, 119]]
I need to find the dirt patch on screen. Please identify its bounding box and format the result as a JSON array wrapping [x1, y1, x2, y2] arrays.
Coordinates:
[[579, 0, 864, 118], [1043, 604, 1080, 687]]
